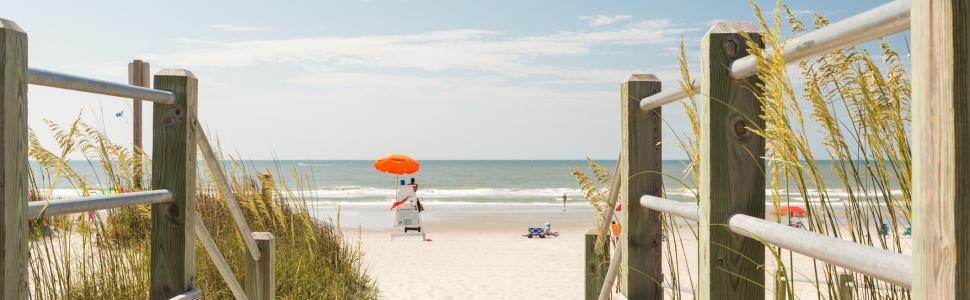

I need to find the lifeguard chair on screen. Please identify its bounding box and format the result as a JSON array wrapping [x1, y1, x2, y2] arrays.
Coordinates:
[[391, 184, 426, 240]]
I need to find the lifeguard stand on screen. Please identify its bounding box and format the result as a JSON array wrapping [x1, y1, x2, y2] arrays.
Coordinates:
[[391, 185, 426, 240]]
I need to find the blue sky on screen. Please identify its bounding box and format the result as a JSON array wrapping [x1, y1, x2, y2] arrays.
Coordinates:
[[7, 0, 906, 160]]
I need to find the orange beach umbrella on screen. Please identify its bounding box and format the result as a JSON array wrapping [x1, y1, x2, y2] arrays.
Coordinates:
[[373, 154, 421, 175]]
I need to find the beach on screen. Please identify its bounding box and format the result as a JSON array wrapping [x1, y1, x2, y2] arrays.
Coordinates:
[[333, 203, 912, 299], [340, 205, 593, 300]]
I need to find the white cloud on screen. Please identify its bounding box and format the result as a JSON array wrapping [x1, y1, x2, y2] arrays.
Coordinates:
[[145, 20, 696, 83], [579, 15, 633, 27], [211, 24, 267, 32]]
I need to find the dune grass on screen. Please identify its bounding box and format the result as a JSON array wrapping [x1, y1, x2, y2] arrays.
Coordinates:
[[572, 1, 913, 299], [26, 114, 377, 299]]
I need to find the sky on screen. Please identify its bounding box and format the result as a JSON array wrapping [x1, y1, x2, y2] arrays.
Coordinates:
[[6, 0, 907, 160]]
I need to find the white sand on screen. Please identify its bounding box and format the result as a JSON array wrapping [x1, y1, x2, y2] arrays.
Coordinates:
[[337, 205, 592, 300], [355, 226, 586, 300], [339, 205, 912, 299]]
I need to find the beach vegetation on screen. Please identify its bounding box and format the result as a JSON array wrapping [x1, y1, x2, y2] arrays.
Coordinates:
[[26, 114, 378, 299], [573, 1, 914, 298]]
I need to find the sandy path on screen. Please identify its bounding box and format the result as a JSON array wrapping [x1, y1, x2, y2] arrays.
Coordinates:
[[355, 227, 586, 300]]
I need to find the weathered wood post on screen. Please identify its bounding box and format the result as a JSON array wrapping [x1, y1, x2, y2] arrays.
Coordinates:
[[774, 270, 788, 300], [246, 232, 276, 300], [149, 69, 198, 299], [585, 228, 608, 300], [911, 1, 970, 298], [0, 18, 28, 299], [619, 74, 662, 299], [698, 22, 765, 300], [128, 59, 149, 190]]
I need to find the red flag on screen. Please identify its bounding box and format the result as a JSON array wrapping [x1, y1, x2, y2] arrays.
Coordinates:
[[389, 195, 410, 210]]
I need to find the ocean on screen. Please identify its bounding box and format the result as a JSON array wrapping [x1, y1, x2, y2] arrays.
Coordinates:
[[32, 159, 902, 206]]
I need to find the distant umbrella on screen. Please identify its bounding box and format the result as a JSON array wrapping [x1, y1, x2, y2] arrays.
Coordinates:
[[769, 205, 807, 217]]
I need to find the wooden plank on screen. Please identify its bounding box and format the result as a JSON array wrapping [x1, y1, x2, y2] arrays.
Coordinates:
[[195, 210, 248, 300], [698, 21, 765, 300], [197, 123, 261, 261], [585, 228, 608, 300], [245, 232, 276, 300], [595, 159, 621, 255], [774, 270, 787, 300], [599, 239, 623, 300], [129, 60, 149, 190], [911, 1, 970, 298], [619, 74, 662, 299], [149, 69, 198, 300], [0, 18, 28, 300]]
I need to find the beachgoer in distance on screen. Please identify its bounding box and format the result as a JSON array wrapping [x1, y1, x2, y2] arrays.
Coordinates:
[[562, 193, 567, 208], [611, 221, 621, 241]]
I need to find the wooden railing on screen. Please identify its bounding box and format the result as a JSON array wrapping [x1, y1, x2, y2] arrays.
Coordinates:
[[0, 18, 274, 300], [587, 0, 969, 299]]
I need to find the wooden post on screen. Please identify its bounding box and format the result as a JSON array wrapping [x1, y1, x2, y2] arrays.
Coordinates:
[[128, 60, 149, 190], [585, 228, 608, 300], [774, 270, 787, 300], [619, 74, 662, 299], [0, 18, 28, 299], [837, 273, 854, 300], [246, 232, 276, 300], [911, 1, 970, 298], [149, 69, 198, 299], [698, 22, 765, 300]]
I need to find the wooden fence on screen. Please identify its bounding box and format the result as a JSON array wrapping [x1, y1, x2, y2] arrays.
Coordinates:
[[0, 18, 274, 300], [586, 0, 969, 299]]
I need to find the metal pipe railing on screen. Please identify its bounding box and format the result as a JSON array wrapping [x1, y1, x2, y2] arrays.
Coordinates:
[[639, 0, 911, 111], [28, 68, 175, 104], [639, 81, 698, 111], [728, 214, 913, 288], [730, 0, 911, 78], [639, 195, 699, 221], [638, 195, 913, 288], [29, 190, 173, 219]]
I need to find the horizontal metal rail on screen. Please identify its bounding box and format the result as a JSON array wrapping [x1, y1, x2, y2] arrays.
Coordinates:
[[639, 195, 913, 288], [29, 190, 173, 219], [169, 288, 202, 300], [729, 214, 913, 288], [640, 81, 699, 111], [730, 0, 911, 78], [640, 195, 699, 221], [639, 0, 911, 110], [28, 68, 175, 104]]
